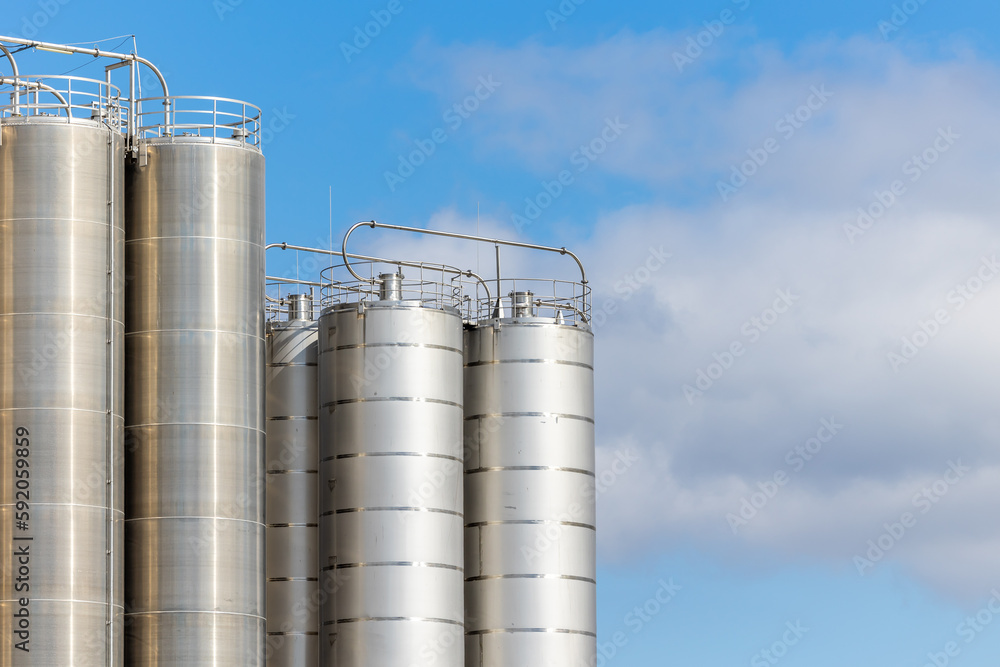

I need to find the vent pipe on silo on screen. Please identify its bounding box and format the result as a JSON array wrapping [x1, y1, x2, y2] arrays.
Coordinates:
[[288, 293, 314, 321]]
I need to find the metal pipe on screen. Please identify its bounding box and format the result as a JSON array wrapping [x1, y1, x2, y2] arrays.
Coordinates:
[[0, 43, 19, 114], [104, 111, 118, 666], [495, 243, 502, 316], [0, 36, 169, 124], [342, 220, 588, 285], [266, 276, 326, 288], [105, 60, 135, 139], [266, 241, 493, 305]]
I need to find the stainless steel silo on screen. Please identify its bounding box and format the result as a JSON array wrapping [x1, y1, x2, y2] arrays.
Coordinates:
[[464, 293, 596, 667], [266, 295, 319, 666], [318, 274, 465, 666], [123, 99, 266, 665], [0, 76, 125, 665]]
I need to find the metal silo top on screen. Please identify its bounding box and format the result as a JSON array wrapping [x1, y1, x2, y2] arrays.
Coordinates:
[[0, 74, 127, 129], [134, 95, 263, 150]]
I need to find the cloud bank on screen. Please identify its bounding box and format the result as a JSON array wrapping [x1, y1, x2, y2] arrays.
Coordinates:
[[398, 31, 1000, 602]]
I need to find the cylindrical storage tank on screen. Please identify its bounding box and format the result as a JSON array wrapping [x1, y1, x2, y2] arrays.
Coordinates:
[[124, 103, 266, 665], [318, 297, 465, 666], [266, 302, 319, 666], [464, 316, 596, 666], [0, 85, 125, 665]]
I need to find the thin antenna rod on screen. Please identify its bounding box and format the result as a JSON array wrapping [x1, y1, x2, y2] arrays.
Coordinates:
[[329, 185, 333, 257]]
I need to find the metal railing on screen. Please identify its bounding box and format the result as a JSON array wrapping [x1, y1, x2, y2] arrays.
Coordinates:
[[135, 95, 262, 148], [320, 260, 469, 311], [470, 278, 591, 325], [0, 74, 125, 129]]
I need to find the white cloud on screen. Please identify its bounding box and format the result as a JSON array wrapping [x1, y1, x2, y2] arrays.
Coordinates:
[[391, 32, 1000, 602]]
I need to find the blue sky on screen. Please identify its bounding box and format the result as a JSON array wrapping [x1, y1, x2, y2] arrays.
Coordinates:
[[7, 1, 1000, 664]]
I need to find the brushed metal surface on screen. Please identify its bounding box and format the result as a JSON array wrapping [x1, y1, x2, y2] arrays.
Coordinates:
[[464, 319, 596, 667], [266, 319, 319, 666], [124, 139, 266, 666], [0, 119, 124, 665], [318, 302, 464, 667]]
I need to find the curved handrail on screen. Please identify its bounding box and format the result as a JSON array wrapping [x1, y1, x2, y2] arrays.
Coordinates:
[[0, 76, 70, 116], [341, 220, 588, 285], [266, 241, 493, 306], [135, 95, 262, 147]]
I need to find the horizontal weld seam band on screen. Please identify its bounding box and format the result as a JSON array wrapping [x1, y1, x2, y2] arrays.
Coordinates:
[[125, 236, 264, 247], [125, 422, 265, 433], [0, 501, 123, 512], [335, 507, 463, 517], [125, 328, 262, 339], [335, 452, 462, 462], [467, 628, 596, 637], [1, 216, 116, 226], [466, 520, 595, 530], [465, 359, 593, 370], [466, 574, 596, 584], [473, 321, 594, 332], [466, 466, 595, 476], [267, 362, 318, 368], [268, 416, 318, 421], [334, 617, 465, 627], [266, 469, 318, 475], [325, 397, 462, 408], [124, 610, 266, 621], [267, 523, 318, 528], [0, 311, 122, 322], [334, 342, 462, 354], [267, 631, 319, 636], [267, 577, 319, 582], [1, 407, 111, 415], [124, 516, 265, 526], [335, 562, 463, 571], [464, 412, 594, 424], [4, 598, 122, 607]]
